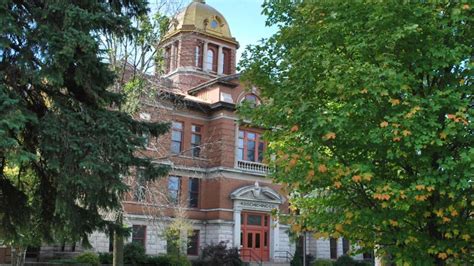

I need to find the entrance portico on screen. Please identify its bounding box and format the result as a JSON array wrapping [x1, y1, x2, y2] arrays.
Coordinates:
[[230, 182, 284, 262]]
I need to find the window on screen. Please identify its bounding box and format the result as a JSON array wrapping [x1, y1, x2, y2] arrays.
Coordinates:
[[141, 131, 150, 148], [237, 130, 265, 162], [241, 94, 260, 108], [363, 251, 374, 259], [109, 231, 114, 252], [187, 230, 200, 255], [164, 47, 171, 73], [132, 225, 146, 248], [247, 215, 262, 226], [206, 49, 214, 71], [191, 125, 202, 157], [195, 45, 202, 68], [171, 121, 183, 154], [133, 170, 146, 202], [188, 178, 199, 208], [342, 238, 350, 254], [330, 238, 338, 259], [223, 48, 231, 74], [168, 176, 181, 204]]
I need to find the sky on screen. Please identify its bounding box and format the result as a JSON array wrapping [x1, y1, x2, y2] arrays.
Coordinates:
[[189, 0, 278, 63]]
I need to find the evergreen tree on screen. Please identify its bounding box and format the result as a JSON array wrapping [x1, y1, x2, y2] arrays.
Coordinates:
[[0, 0, 169, 260], [240, 1, 473, 265]]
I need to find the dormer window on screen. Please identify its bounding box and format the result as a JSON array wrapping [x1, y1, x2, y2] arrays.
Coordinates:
[[210, 19, 218, 29]]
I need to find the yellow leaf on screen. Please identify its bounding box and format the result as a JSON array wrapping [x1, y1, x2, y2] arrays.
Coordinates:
[[437, 252, 448, 260], [291, 125, 299, 132], [335, 224, 344, 232], [352, 175, 362, 183], [389, 219, 398, 227], [439, 132, 447, 140], [392, 137, 401, 142], [445, 232, 452, 239], [380, 121, 389, 128], [360, 88, 368, 94], [402, 130, 412, 136], [362, 173, 372, 181], [450, 210, 458, 217], [390, 98, 401, 106], [442, 216, 451, 223], [323, 132, 336, 140], [318, 164, 327, 173], [434, 209, 444, 217], [334, 181, 342, 189], [462, 4, 470, 10], [415, 184, 425, 190], [461, 234, 470, 241]]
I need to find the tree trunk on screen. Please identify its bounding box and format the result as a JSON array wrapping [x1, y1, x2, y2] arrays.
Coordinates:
[[11, 246, 26, 266], [113, 213, 124, 266]]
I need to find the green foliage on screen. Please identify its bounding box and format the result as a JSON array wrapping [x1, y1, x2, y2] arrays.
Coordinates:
[[124, 242, 147, 265], [240, 1, 473, 265], [98, 252, 113, 264], [195, 241, 242, 266], [312, 259, 334, 266], [333, 255, 369, 266], [0, 0, 169, 253], [147, 254, 191, 266], [75, 252, 100, 266]]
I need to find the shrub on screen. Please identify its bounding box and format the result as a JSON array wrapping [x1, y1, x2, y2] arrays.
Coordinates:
[[98, 252, 113, 264], [47, 258, 78, 264], [195, 241, 241, 266], [75, 252, 100, 266], [124, 242, 147, 265], [147, 254, 191, 266], [312, 259, 334, 266], [334, 255, 370, 266]]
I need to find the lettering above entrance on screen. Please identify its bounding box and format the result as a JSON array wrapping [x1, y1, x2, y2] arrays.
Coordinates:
[[230, 182, 284, 206]]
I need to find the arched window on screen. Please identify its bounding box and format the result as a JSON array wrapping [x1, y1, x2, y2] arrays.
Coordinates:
[[223, 49, 231, 74], [241, 94, 260, 108], [195, 45, 202, 68], [206, 49, 214, 71], [164, 46, 171, 73]]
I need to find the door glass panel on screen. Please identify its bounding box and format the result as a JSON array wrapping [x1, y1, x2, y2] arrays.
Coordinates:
[[247, 215, 262, 226], [264, 216, 268, 226], [255, 233, 260, 248], [264, 231, 268, 247], [247, 233, 253, 248], [240, 232, 243, 246]]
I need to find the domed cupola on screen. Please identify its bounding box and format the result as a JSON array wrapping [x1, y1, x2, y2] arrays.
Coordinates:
[[159, 0, 239, 91], [163, 0, 237, 44]]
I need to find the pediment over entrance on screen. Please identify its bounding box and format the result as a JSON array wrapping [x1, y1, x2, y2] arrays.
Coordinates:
[[230, 182, 284, 204]]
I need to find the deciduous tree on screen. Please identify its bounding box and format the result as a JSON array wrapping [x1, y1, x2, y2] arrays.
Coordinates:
[[240, 1, 473, 265]]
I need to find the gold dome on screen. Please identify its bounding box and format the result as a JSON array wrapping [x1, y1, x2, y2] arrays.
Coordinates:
[[163, 0, 237, 44]]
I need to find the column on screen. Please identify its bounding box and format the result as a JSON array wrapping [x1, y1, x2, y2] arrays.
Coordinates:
[[203, 41, 209, 71], [217, 45, 224, 75], [233, 209, 241, 248], [271, 217, 280, 260]]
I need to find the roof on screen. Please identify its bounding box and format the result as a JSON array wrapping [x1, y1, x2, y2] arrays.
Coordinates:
[[163, 0, 237, 44], [187, 73, 241, 95]]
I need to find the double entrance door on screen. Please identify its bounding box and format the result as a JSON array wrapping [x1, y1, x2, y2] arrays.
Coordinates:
[[240, 212, 270, 262]]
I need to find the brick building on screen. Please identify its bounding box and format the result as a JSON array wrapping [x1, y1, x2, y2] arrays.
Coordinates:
[[88, 0, 372, 264]]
